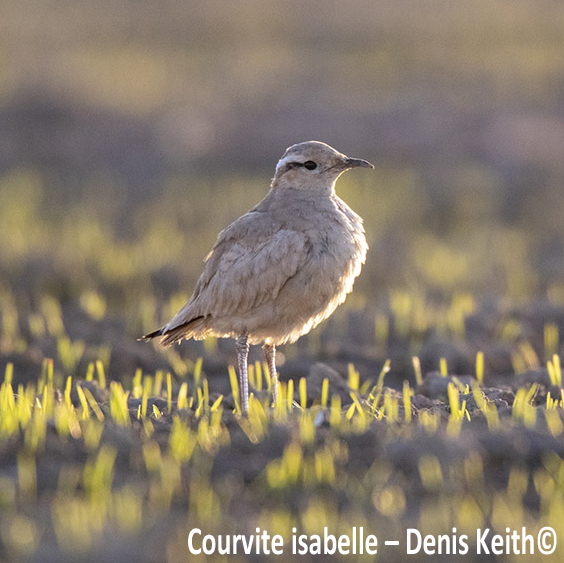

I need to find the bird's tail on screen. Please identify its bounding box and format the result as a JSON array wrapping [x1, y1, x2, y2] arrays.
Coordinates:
[[140, 316, 205, 347]]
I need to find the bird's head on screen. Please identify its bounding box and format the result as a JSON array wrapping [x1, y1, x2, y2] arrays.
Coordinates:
[[272, 141, 374, 192]]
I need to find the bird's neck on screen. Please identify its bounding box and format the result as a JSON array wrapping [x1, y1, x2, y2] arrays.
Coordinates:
[[269, 176, 337, 196]]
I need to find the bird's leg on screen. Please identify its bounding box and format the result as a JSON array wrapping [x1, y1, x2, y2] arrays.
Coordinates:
[[263, 343, 279, 407], [235, 333, 250, 415]]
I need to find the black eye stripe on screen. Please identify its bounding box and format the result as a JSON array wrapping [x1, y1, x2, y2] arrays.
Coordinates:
[[286, 160, 318, 170]]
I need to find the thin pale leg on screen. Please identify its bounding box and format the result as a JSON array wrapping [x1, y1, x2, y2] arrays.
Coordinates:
[[263, 343, 279, 407], [236, 333, 250, 415]]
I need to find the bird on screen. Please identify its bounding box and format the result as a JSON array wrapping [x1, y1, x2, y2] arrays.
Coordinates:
[[142, 141, 373, 415]]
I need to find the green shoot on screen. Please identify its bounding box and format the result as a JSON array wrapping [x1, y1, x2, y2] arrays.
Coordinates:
[[76, 386, 90, 420], [255, 361, 263, 392], [154, 370, 163, 396], [471, 382, 500, 430], [367, 359, 390, 413], [348, 363, 359, 391], [177, 382, 189, 410], [287, 379, 294, 411], [109, 382, 130, 427], [95, 360, 106, 389], [440, 357, 448, 377], [132, 369, 143, 399], [330, 394, 341, 427], [403, 381, 412, 423], [193, 358, 203, 387], [228, 365, 240, 415], [475, 351, 484, 384], [85, 362, 95, 382], [64, 376, 72, 409], [299, 377, 307, 410], [321, 378, 329, 409], [412, 356, 423, 387], [544, 322, 559, 360], [166, 372, 172, 413], [547, 354, 562, 387]]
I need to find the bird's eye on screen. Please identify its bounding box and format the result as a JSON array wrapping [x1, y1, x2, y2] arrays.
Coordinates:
[[303, 161, 317, 170]]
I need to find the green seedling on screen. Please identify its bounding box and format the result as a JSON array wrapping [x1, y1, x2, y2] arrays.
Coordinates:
[[348, 363, 360, 391], [169, 416, 197, 463], [141, 376, 152, 418], [547, 354, 562, 387], [228, 365, 240, 415], [85, 362, 94, 382], [83, 419, 103, 451], [545, 391, 562, 411], [367, 359, 390, 414], [403, 381, 412, 423], [255, 360, 263, 391], [419, 455, 443, 491], [76, 385, 90, 420], [166, 372, 172, 413], [299, 377, 307, 410], [210, 395, 223, 412], [447, 382, 469, 435], [419, 409, 439, 434], [109, 382, 130, 427], [412, 356, 423, 387], [382, 389, 399, 422], [471, 382, 500, 430], [177, 382, 189, 410], [544, 322, 559, 360], [202, 378, 210, 415], [545, 405, 564, 437], [475, 351, 484, 384], [329, 394, 341, 427], [193, 358, 203, 387], [248, 363, 256, 390], [195, 387, 204, 418], [82, 387, 104, 422], [154, 370, 163, 396], [132, 369, 142, 399], [287, 379, 294, 411], [512, 384, 538, 427], [439, 357, 448, 377], [96, 360, 106, 389], [266, 440, 303, 489]]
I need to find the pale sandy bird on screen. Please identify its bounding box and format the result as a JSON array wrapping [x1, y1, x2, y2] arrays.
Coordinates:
[[143, 141, 373, 414]]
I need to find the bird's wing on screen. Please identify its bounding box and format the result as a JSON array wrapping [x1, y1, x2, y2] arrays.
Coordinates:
[[166, 212, 310, 326]]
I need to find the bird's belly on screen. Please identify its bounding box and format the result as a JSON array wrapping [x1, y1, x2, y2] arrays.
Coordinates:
[[246, 243, 363, 344]]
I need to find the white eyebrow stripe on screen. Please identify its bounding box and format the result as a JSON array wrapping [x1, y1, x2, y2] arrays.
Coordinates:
[[275, 154, 300, 171]]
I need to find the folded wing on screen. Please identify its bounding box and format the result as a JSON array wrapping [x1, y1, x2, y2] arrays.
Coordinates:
[[160, 212, 310, 336]]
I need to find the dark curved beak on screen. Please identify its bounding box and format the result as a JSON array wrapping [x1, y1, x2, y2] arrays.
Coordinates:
[[345, 157, 374, 169]]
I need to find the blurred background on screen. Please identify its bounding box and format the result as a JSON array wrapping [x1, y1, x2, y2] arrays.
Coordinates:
[[2, 0, 564, 383]]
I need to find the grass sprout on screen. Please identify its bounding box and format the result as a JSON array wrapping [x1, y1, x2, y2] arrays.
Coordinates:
[[475, 351, 485, 384], [547, 354, 562, 387], [0, 347, 563, 560]]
